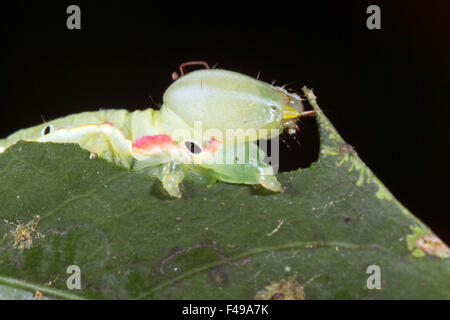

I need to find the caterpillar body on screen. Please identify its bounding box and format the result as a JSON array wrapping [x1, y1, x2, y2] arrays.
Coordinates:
[[0, 63, 308, 198]]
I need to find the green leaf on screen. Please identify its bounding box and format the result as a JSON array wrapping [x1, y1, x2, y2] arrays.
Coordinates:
[[0, 88, 448, 299]]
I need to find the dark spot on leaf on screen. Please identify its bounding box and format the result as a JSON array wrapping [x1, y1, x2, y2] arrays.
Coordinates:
[[208, 267, 229, 288]]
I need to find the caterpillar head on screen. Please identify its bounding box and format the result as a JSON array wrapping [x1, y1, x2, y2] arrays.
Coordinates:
[[160, 68, 304, 143]]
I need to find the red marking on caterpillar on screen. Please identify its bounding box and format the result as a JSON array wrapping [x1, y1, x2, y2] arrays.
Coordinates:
[[132, 135, 177, 153], [203, 138, 221, 153]]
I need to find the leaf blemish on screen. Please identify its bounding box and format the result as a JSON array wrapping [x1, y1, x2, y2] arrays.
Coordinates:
[[407, 226, 449, 259], [254, 275, 305, 300], [337, 141, 357, 158], [3, 215, 42, 251], [266, 219, 285, 236], [208, 267, 229, 288], [416, 234, 449, 258], [157, 241, 251, 276]]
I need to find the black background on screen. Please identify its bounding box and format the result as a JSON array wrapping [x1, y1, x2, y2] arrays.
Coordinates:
[[2, 1, 449, 242]]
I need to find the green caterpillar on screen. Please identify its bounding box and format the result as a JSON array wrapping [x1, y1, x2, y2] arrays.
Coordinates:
[[1, 62, 311, 198]]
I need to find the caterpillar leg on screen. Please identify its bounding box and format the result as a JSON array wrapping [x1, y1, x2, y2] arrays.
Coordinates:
[[158, 161, 185, 198], [257, 174, 283, 192], [131, 135, 188, 198], [194, 141, 284, 193]]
